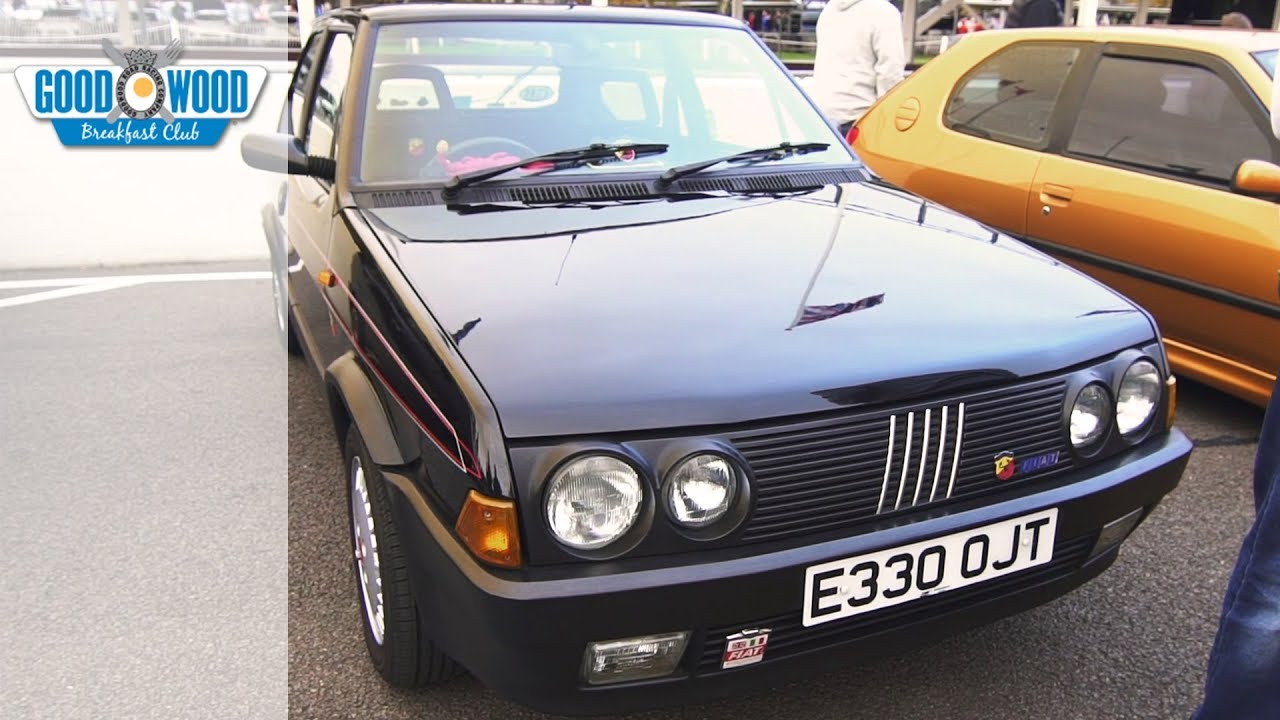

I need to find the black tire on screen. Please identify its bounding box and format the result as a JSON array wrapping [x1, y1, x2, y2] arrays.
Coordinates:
[[285, 311, 303, 357], [271, 255, 303, 357], [343, 425, 459, 687]]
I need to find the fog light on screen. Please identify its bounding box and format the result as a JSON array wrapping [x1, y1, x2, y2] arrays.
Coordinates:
[[1090, 507, 1145, 558], [581, 632, 689, 685]]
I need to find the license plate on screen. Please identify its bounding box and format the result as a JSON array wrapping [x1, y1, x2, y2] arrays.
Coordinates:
[[802, 508, 1058, 627]]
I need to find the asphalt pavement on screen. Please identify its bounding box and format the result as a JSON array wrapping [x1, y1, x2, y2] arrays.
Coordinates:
[[0, 263, 1267, 720], [1, 263, 288, 720]]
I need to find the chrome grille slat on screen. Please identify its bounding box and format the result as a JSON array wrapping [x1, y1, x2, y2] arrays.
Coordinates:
[[732, 377, 1071, 544], [945, 402, 966, 499], [929, 405, 949, 502], [911, 408, 932, 506], [893, 412, 915, 511], [876, 415, 896, 514]]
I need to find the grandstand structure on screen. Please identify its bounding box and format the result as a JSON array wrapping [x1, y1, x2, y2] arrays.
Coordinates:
[[0, 0, 299, 49]]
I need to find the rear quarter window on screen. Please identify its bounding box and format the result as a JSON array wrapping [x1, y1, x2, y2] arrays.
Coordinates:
[[945, 43, 1081, 148], [1255, 49, 1275, 77]]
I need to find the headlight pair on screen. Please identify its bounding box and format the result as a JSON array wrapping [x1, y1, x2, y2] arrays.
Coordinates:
[[544, 451, 745, 551], [1068, 358, 1161, 450]]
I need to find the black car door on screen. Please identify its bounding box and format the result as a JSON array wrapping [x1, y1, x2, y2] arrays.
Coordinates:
[[289, 26, 357, 369]]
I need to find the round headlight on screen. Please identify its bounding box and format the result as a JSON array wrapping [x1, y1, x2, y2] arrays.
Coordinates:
[[1070, 384, 1111, 448], [1117, 360, 1161, 435], [545, 455, 643, 550], [664, 454, 738, 528]]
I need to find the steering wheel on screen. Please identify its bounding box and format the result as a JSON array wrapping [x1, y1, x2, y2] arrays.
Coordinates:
[[421, 137, 539, 178]]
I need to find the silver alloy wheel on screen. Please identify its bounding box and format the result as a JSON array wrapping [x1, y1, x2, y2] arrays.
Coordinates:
[[350, 456, 385, 645]]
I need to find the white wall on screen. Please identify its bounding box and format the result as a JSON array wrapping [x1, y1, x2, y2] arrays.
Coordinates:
[[0, 60, 293, 271]]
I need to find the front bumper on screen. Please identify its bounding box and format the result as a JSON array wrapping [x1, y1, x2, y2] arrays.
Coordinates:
[[384, 428, 1192, 716]]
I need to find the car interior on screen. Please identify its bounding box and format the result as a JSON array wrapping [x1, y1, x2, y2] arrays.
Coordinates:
[[359, 61, 674, 182]]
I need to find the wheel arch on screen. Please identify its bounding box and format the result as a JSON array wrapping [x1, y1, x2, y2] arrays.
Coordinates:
[[325, 350, 411, 467]]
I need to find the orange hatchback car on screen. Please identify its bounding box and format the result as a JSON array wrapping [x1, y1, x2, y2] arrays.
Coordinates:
[[852, 27, 1280, 407]]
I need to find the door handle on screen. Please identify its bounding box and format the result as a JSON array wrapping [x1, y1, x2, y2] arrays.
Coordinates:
[[1039, 183, 1074, 204]]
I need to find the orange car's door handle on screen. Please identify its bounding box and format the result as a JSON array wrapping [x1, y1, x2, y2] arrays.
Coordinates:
[[1039, 183, 1075, 203]]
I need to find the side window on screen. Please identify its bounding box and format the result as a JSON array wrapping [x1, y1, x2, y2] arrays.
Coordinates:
[[945, 43, 1080, 147], [1066, 56, 1274, 185], [307, 33, 355, 162], [288, 35, 324, 137]]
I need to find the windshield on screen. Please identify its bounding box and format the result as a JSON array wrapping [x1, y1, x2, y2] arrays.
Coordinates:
[[1256, 50, 1276, 78], [359, 20, 854, 184]]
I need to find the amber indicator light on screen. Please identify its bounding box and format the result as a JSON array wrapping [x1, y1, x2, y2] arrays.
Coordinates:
[[1165, 375, 1178, 430], [456, 490, 522, 569], [317, 269, 336, 288]]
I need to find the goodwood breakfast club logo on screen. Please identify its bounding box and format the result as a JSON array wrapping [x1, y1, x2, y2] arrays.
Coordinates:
[[15, 39, 268, 147], [106, 42, 175, 122]]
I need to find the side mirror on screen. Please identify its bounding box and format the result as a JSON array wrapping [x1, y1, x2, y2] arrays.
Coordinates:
[[241, 132, 334, 181], [1231, 159, 1280, 199]]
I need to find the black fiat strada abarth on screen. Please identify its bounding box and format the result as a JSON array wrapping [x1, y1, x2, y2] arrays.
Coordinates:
[[243, 3, 1193, 714]]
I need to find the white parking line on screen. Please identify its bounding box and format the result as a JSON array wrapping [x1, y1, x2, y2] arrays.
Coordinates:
[[0, 270, 272, 309], [0, 280, 145, 309], [0, 271, 271, 291]]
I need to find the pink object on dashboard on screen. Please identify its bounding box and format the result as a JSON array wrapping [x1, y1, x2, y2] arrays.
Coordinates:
[[436, 152, 523, 175]]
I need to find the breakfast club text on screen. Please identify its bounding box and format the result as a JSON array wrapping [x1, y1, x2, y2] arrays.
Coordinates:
[[80, 119, 203, 145]]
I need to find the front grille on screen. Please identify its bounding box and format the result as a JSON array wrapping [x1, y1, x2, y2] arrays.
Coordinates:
[[695, 533, 1096, 674], [731, 376, 1072, 543]]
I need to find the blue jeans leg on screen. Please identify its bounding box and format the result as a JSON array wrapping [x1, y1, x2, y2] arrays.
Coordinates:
[[1195, 377, 1280, 720]]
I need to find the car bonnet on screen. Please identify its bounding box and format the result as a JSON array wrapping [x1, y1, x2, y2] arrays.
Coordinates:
[[365, 183, 1157, 438]]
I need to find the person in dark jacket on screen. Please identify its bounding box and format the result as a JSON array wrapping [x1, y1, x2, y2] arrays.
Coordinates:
[[1004, 0, 1063, 27]]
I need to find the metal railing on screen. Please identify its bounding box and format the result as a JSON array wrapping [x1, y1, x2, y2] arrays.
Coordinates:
[[0, 13, 300, 50], [757, 31, 949, 62]]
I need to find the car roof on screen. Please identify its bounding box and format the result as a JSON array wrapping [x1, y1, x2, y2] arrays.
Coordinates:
[[973, 26, 1280, 53], [329, 1, 746, 29]]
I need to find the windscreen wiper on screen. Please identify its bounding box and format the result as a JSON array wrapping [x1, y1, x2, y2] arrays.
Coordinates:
[[656, 141, 830, 188], [443, 142, 669, 196]]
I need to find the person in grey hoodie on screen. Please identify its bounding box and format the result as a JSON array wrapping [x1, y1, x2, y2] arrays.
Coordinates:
[[810, 0, 906, 135]]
